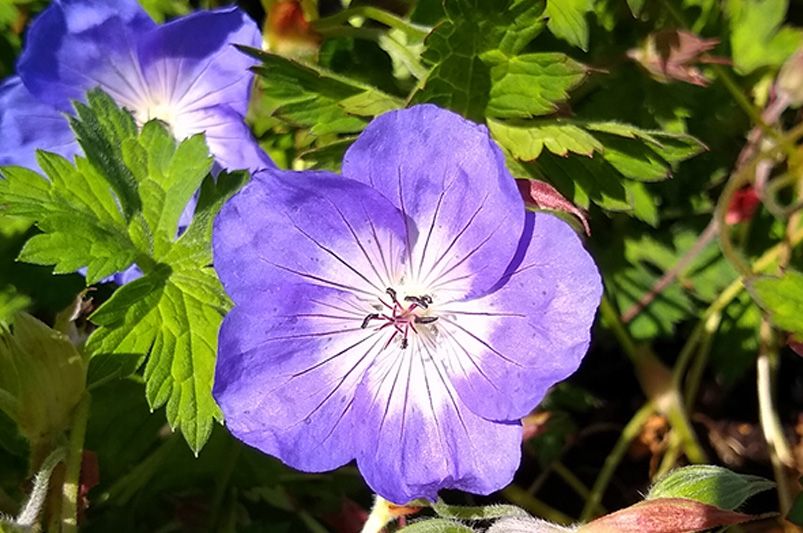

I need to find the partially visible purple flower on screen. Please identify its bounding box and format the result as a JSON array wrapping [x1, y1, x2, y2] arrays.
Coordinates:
[[1, 0, 272, 174], [212, 105, 602, 504]]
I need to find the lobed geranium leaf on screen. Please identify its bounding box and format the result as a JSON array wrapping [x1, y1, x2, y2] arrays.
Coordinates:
[[411, 0, 548, 121], [486, 52, 588, 118], [122, 122, 212, 259], [647, 465, 774, 510], [69, 90, 141, 217], [545, 0, 593, 50], [0, 88, 238, 453], [244, 46, 402, 136], [86, 266, 229, 454], [748, 270, 803, 338], [488, 119, 603, 159], [727, 0, 802, 75], [493, 119, 704, 221], [0, 156, 137, 284]]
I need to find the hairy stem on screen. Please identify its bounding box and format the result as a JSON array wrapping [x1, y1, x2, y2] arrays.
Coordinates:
[[60, 393, 90, 533]]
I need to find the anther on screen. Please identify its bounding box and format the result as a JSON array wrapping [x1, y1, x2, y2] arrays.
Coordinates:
[[404, 295, 432, 309], [414, 316, 438, 324], [361, 313, 380, 329], [385, 287, 399, 304]]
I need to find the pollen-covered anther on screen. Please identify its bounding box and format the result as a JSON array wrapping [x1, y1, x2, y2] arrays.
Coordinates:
[[360, 287, 439, 349]]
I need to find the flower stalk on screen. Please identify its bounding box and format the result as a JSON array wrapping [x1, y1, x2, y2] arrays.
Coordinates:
[[60, 393, 90, 533]]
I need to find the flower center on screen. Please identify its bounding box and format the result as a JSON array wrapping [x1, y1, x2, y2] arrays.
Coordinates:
[[131, 97, 192, 141], [361, 287, 439, 350]]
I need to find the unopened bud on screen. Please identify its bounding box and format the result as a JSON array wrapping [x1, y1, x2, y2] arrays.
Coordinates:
[[0, 313, 86, 450]]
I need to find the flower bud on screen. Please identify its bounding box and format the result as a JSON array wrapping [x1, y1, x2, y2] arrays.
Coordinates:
[[0, 313, 86, 450]]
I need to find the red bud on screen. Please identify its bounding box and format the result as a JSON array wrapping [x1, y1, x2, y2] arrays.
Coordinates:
[[517, 179, 590, 235], [579, 497, 768, 533]]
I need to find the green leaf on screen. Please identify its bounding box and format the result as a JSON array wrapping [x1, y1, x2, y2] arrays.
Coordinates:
[[69, 90, 141, 217], [486, 53, 588, 118], [245, 46, 402, 136], [123, 122, 212, 259], [626, 0, 646, 16], [0, 288, 28, 325], [0, 155, 137, 284], [545, 0, 593, 50], [748, 270, 803, 337], [493, 119, 704, 220], [648, 465, 774, 510], [412, 0, 548, 120], [87, 266, 229, 454], [596, 225, 734, 340], [488, 119, 603, 159], [728, 0, 802, 74]]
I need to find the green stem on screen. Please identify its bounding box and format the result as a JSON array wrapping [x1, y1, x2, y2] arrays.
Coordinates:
[[502, 485, 572, 526], [683, 312, 721, 409], [654, 430, 683, 479], [580, 403, 654, 522], [599, 295, 642, 367], [209, 440, 242, 530], [313, 6, 430, 41], [377, 33, 429, 80], [100, 436, 180, 506], [600, 295, 706, 463], [756, 323, 794, 512], [16, 447, 66, 529], [60, 393, 90, 533], [551, 461, 606, 515]]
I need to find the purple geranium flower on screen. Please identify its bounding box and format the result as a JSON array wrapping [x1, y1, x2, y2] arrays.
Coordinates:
[[212, 105, 602, 504], [0, 0, 272, 174]]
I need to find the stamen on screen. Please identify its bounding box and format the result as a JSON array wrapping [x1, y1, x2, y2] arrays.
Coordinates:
[[363, 288, 438, 349], [404, 295, 432, 309], [386, 287, 399, 304], [361, 313, 380, 329]]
